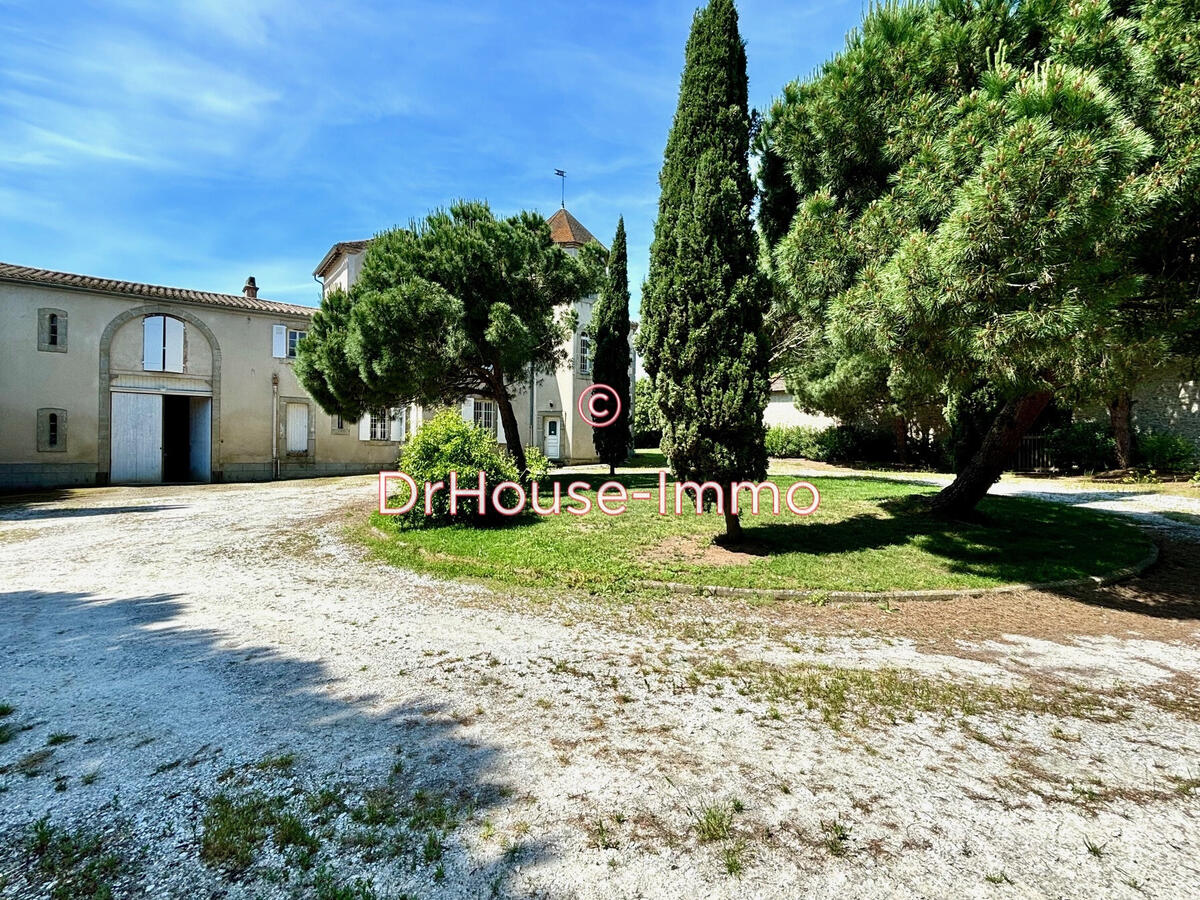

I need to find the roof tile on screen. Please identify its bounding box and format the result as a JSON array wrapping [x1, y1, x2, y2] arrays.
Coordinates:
[[0, 262, 316, 317]]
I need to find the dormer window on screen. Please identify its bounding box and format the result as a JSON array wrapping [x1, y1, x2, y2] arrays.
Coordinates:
[[143, 315, 185, 373]]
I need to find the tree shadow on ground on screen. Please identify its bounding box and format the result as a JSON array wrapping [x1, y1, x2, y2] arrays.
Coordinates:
[[725, 492, 1145, 587], [0, 505, 185, 521], [1043, 538, 1200, 621], [0, 590, 542, 897]]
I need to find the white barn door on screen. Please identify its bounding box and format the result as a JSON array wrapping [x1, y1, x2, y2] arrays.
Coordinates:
[[111, 392, 163, 483], [286, 403, 309, 453], [189, 397, 211, 482]]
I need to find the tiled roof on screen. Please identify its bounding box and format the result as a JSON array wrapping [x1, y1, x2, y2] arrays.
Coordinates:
[[313, 240, 370, 278], [0, 262, 316, 317], [546, 208, 600, 247], [315, 209, 604, 280]]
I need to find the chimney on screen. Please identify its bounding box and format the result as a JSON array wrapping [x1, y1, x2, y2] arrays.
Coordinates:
[[243, 276, 258, 299]]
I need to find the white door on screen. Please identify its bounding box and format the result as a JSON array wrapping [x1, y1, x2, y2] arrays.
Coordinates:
[[111, 392, 163, 483], [543, 417, 561, 460], [189, 397, 211, 482], [286, 403, 309, 453]]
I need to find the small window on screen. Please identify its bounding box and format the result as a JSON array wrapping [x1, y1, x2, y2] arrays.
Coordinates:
[[37, 308, 68, 352], [579, 334, 594, 376], [287, 329, 306, 358], [369, 409, 390, 441], [36, 408, 67, 452], [332, 412, 347, 434], [143, 315, 184, 373], [473, 399, 497, 434]]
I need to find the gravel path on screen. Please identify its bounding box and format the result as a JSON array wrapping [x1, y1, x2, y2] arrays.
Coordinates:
[[1, 475, 1198, 899]]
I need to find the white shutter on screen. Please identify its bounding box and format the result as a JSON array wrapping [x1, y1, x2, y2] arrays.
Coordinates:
[[389, 407, 405, 442], [163, 317, 184, 373], [272, 324, 287, 358], [143, 316, 164, 371], [461, 397, 474, 424], [495, 407, 506, 444], [358, 413, 371, 441]]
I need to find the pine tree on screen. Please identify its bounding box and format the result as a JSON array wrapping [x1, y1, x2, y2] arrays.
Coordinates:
[[762, 0, 1200, 514], [638, 0, 770, 541], [590, 217, 633, 475], [296, 202, 595, 478]]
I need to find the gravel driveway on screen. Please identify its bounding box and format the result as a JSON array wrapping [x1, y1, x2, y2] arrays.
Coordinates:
[[1, 475, 1198, 899]]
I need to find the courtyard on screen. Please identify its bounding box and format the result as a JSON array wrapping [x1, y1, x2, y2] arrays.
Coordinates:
[[1, 470, 1198, 898]]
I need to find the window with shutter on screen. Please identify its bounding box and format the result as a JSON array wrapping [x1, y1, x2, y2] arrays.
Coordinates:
[[272, 324, 287, 358], [142, 316, 184, 373]]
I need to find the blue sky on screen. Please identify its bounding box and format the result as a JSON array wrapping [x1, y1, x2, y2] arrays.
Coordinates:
[[0, 0, 864, 312]]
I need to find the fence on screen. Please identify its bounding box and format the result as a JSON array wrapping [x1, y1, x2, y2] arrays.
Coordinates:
[[1013, 434, 1054, 472]]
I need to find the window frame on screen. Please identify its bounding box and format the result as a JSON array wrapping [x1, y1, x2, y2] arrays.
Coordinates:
[[37, 308, 68, 353], [369, 408, 390, 442], [578, 333, 594, 377], [36, 408, 68, 452], [142, 315, 185, 373], [473, 399, 497, 435], [287, 328, 307, 359]]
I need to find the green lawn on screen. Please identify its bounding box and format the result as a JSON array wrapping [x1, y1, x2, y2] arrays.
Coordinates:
[[362, 471, 1152, 594]]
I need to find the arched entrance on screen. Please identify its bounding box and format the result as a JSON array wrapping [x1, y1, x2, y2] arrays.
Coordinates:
[[97, 305, 222, 484]]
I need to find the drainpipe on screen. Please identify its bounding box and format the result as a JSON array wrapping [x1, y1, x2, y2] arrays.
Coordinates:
[[528, 362, 536, 448], [271, 372, 279, 479]]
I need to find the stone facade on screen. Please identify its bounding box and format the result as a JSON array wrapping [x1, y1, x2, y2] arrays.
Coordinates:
[[0, 265, 410, 491]]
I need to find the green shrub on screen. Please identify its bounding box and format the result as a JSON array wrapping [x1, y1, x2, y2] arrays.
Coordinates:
[[388, 410, 531, 527], [1136, 431, 1199, 473], [523, 446, 551, 481], [764, 424, 894, 464], [1045, 422, 1117, 472]]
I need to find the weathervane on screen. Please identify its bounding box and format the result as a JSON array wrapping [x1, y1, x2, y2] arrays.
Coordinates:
[[555, 169, 566, 208]]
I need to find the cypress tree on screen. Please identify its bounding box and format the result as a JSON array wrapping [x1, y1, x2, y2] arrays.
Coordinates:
[[591, 216, 633, 475], [638, 0, 770, 541]]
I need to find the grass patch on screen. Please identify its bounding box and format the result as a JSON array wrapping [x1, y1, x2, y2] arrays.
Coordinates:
[[47, 732, 77, 746], [312, 868, 384, 900], [2, 748, 54, 777], [722, 838, 747, 876], [26, 817, 124, 900], [821, 819, 851, 856], [254, 752, 296, 773], [0, 702, 14, 717], [694, 803, 734, 842], [199, 791, 286, 873], [687, 658, 1122, 730], [363, 467, 1150, 593]]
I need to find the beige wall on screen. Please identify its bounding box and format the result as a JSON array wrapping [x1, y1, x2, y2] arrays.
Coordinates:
[[1077, 370, 1200, 450], [0, 280, 403, 488], [764, 393, 837, 430]]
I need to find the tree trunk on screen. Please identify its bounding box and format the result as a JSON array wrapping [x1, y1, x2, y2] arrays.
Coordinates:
[[721, 482, 744, 542], [1109, 391, 1133, 469], [893, 415, 909, 465], [495, 391, 528, 478], [931, 391, 1053, 516], [609, 464, 615, 476], [723, 511, 743, 541]]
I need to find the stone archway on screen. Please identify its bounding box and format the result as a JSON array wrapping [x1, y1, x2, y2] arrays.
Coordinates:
[[97, 305, 222, 483]]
